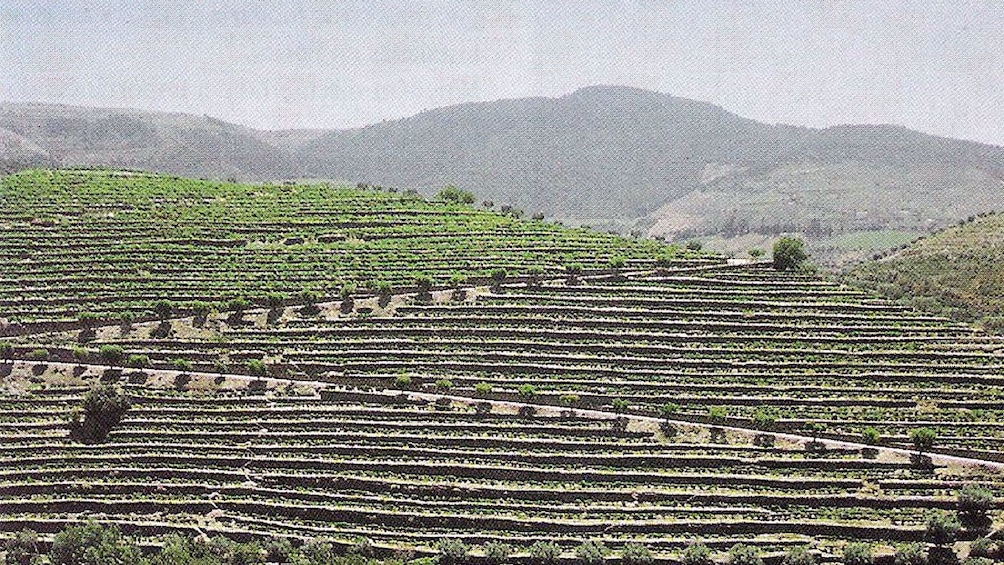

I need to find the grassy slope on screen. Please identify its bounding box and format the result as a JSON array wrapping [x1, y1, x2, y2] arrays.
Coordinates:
[[843, 212, 1004, 332]]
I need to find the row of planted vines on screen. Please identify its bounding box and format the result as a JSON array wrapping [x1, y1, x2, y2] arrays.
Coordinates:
[[0, 169, 702, 328]]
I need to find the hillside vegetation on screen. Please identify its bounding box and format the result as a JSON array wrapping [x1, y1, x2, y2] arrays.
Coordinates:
[[0, 169, 682, 329], [843, 212, 1004, 333], [1, 170, 1003, 563]]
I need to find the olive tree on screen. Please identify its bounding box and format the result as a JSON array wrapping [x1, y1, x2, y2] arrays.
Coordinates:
[[69, 385, 132, 444], [957, 484, 994, 533], [772, 237, 808, 271]]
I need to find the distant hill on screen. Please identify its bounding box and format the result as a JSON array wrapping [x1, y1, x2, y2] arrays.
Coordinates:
[[0, 126, 54, 173], [0, 102, 297, 180], [842, 211, 1004, 332], [3, 88, 1004, 263]]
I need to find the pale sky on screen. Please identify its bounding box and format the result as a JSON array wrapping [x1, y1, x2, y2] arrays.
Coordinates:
[[2, 1, 1003, 145]]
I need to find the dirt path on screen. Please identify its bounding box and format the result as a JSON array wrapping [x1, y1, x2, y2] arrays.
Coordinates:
[[6, 358, 1003, 472]]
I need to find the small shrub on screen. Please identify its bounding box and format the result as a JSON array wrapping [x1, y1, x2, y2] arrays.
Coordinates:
[[611, 398, 630, 413], [436, 538, 471, 565], [528, 541, 562, 565], [153, 299, 173, 320], [752, 407, 776, 429], [893, 543, 927, 565], [925, 511, 961, 546], [728, 544, 763, 565], [98, 345, 125, 366], [621, 543, 653, 565], [27, 348, 49, 361], [483, 541, 513, 565], [559, 393, 580, 406], [171, 358, 193, 372], [265, 292, 284, 310], [5, 528, 39, 565], [436, 378, 454, 391], [843, 543, 873, 565], [126, 354, 150, 369], [861, 426, 881, 445], [957, 483, 994, 533], [78, 311, 100, 328], [299, 289, 323, 303], [968, 537, 996, 559], [782, 547, 816, 565], [772, 237, 808, 271], [246, 359, 267, 377], [50, 522, 141, 565], [565, 263, 584, 276], [414, 274, 434, 294], [518, 384, 538, 398], [339, 284, 356, 300], [804, 421, 826, 440], [708, 406, 727, 424], [474, 382, 493, 395], [437, 184, 475, 205], [118, 312, 135, 326], [655, 253, 676, 269], [911, 427, 937, 453], [575, 540, 608, 565], [227, 297, 251, 313], [395, 374, 413, 388], [608, 256, 626, 270], [680, 542, 713, 565], [72, 347, 90, 362], [659, 403, 679, 418], [68, 385, 132, 444]]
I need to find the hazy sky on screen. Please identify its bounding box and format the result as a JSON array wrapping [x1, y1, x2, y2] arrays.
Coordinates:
[[3, 1, 1003, 145]]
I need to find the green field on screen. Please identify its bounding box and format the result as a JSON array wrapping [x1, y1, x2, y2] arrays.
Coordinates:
[[1, 170, 1002, 565]]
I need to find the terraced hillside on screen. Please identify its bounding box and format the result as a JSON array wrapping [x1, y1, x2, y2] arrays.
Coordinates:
[[1, 169, 1003, 563], [0, 169, 687, 330]]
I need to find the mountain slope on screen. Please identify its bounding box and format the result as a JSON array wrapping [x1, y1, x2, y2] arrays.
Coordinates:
[[0, 126, 54, 173], [0, 103, 298, 180], [842, 211, 1004, 332], [297, 86, 778, 219]]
